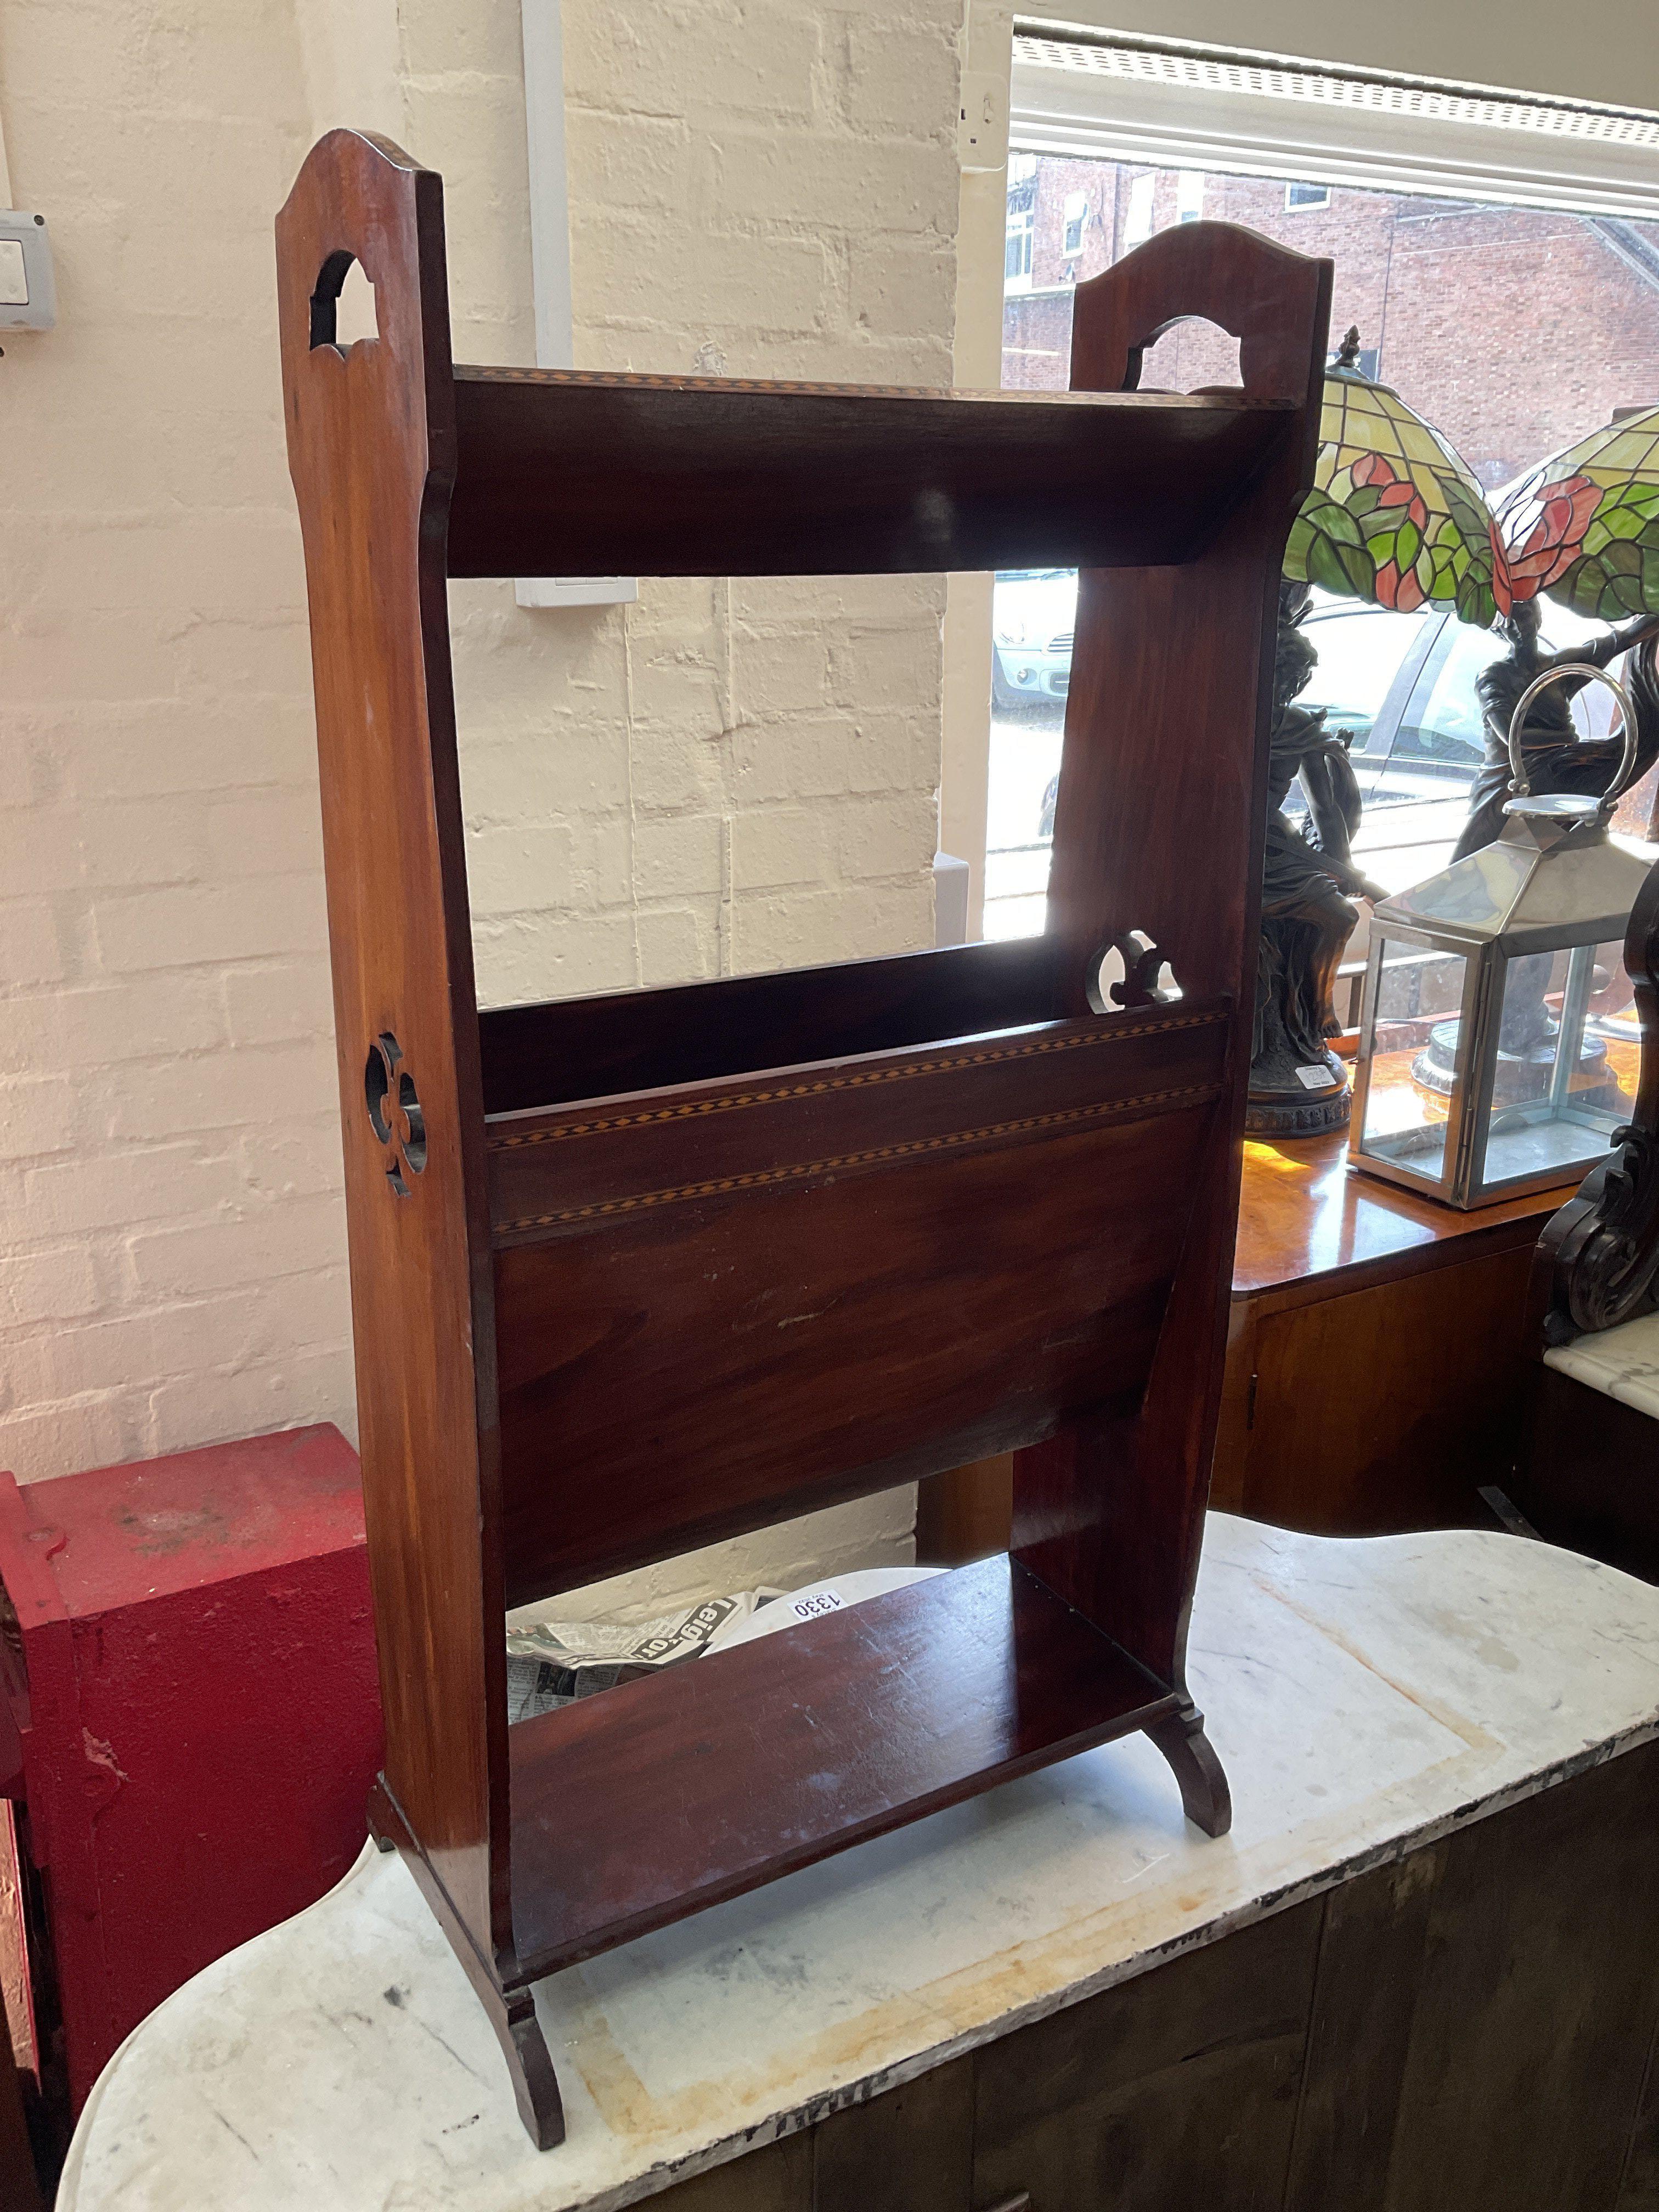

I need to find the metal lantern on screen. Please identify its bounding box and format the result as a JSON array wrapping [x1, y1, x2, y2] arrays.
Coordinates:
[[1350, 663, 1651, 1208]]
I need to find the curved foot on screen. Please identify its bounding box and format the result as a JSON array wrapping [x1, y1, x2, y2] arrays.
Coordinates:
[[1147, 1704, 1232, 1837], [489, 1987, 567, 2151], [366, 1780, 566, 2149], [366, 1781, 397, 1852]]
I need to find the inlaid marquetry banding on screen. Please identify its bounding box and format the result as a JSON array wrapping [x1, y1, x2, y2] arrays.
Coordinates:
[[492, 1078, 1222, 1235], [487, 1009, 1227, 1153]]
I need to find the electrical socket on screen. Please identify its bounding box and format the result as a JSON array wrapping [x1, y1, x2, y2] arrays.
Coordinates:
[[0, 212, 55, 330]]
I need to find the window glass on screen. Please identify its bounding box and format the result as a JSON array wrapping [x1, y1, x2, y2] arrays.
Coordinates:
[[1391, 621, 1504, 772], [1386, 601, 1626, 788], [984, 571, 1075, 940], [1299, 601, 1430, 751], [982, 155, 1659, 940], [1124, 173, 1155, 247], [1004, 205, 1033, 290]]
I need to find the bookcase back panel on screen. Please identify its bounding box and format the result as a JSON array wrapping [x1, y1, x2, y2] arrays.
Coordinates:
[[491, 1016, 1223, 1604]]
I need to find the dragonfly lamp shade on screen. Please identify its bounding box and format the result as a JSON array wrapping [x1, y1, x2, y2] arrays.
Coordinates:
[[1350, 664, 1651, 1208]]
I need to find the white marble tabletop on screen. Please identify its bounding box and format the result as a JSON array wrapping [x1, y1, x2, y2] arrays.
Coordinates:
[[59, 1515, 1659, 2212]]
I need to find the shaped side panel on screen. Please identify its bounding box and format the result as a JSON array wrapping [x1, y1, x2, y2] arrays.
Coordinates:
[[276, 131, 507, 1970]]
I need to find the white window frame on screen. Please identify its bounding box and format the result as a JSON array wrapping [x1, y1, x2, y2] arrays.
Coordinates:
[[1062, 189, 1088, 254], [1285, 180, 1330, 210], [1008, 30, 1659, 223], [517, 0, 636, 608]]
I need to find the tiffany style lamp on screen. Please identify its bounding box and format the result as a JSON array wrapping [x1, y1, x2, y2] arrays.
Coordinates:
[[1498, 403, 1659, 620], [1285, 328, 1508, 625], [1252, 334, 1502, 1137], [1452, 409, 1659, 859], [1349, 408, 1659, 1205]]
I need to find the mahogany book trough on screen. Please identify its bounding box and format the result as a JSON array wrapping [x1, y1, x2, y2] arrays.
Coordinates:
[[276, 129, 1331, 2146]]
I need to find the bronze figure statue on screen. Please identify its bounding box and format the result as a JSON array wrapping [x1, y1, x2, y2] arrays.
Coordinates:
[[1247, 579, 1385, 1135]]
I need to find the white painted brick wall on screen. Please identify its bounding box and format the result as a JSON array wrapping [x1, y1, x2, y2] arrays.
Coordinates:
[[0, 0, 961, 1607]]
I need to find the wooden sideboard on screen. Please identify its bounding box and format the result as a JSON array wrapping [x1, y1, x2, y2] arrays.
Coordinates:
[[58, 1519, 1659, 2212], [648, 1741, 1659, 2212], [1211, 1128, 1575, 1535]]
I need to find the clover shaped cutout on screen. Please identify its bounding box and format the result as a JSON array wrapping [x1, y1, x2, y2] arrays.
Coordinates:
[[364, 1032, 427, 1197], [1090, 930, 1183, 1012]]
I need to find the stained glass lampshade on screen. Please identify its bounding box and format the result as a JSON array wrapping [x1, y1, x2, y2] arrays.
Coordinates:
[[1497, 404, 1659, 620], [1285, 329, 1506, 625]]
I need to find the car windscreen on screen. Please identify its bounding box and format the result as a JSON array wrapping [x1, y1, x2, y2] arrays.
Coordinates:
[[1299, 601, 1433, 750], [1394, 605, 1627, 776]]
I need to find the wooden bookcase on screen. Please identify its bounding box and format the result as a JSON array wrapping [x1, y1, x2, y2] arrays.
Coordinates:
[[275, 129, 1330, 2148]]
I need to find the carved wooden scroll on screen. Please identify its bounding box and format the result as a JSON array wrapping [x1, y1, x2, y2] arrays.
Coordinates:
[[1538, 852, 1659, 1343]]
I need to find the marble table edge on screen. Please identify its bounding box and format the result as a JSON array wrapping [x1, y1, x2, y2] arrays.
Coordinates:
[[548, 1714, 1659, 2212], [1545, 1307, 1659, 1419], [1546, 1345, 1659, 1419]]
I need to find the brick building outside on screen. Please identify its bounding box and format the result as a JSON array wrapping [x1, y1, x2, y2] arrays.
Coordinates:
[[1002, 157, 1659, 487]]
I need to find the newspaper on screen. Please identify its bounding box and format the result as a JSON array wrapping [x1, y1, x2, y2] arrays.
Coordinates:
[[505, 1589, 780, 1721]]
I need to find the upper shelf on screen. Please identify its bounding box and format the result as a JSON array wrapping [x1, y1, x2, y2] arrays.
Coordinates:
[[446, 365, 1297, 580]]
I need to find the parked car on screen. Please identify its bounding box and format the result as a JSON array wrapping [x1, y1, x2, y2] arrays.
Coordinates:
[[991, 569, 1075, 711], [1286, 591, 1618, 887], [1018, 583, 1620, 877]]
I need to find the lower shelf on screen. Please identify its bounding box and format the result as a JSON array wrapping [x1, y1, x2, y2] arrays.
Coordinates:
[[508, 1551, 1176, 1982]]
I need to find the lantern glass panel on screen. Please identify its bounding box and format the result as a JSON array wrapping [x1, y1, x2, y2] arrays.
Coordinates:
[[1471, 939, 1639, 1190], [1357, 940, 1468, 1180]]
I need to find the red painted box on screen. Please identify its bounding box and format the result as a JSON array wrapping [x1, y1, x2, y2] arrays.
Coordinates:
[[0, 1424, 382, 2107]]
